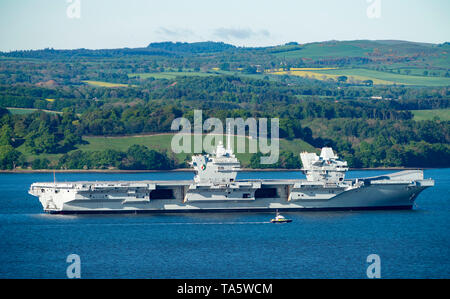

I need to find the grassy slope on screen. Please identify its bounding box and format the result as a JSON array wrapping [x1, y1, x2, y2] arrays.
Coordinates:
[[412, 109, 450, 121], [269, 69, 394, 85], [268, 67, 450, 86], [129, 71, 218, 80], [313, 68, 450, 86], [7, 108, 62, 115], [102, 41, 450, 87], [128, 70, 271, 81], [270, 41, 450, 86], [77, 134, 316, 167], [17, 133, 316, 167], [82, 80, 130, 88], [272, 40, 447, 60], [273, 43, 369, 59]]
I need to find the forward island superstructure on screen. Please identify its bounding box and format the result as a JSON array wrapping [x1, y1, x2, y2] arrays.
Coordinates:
[[29, 144, 434, 214]]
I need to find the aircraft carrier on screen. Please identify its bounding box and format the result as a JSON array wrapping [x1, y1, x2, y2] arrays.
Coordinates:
[[29, 143, 434, 214]]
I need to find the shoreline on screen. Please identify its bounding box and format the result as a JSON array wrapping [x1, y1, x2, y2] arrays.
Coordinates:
[[0, 167, 442, 174]]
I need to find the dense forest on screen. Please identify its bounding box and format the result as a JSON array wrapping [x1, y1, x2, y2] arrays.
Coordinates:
[[0, 41, 449, 170]]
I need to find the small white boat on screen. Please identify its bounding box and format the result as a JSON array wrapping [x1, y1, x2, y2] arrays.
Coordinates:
[[270, 211, 292, 223]]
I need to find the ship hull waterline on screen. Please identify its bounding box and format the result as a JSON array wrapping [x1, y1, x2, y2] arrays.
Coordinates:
[[33, 181, 430, 215]]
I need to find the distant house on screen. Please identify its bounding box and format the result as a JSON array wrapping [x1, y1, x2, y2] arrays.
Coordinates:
[[369, 96, 396, 101]]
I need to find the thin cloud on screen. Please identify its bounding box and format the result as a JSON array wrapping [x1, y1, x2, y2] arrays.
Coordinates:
[[213, 28, 271, 40], [155, 27, 196, 38]]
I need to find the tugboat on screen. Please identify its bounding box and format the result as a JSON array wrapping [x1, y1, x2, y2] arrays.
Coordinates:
[[270, 210, 292, 223]]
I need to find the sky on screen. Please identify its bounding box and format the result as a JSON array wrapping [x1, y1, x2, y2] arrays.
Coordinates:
[[0, 0, 449, 51]]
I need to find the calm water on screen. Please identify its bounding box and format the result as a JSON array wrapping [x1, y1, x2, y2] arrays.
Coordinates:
[[0, 169, 448, 279]]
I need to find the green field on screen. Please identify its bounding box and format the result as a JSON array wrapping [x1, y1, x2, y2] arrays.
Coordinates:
[[129, 71, 218, 80], [82, 80, 130, 88], [269, 41, 450, 86], [129, 70, 270, 81], [412, 109, 450, 121], [312, 68, 450, 86], [273, 43, 369, 59], [77, 134, 316, 167], [7, 108, 62, 115]]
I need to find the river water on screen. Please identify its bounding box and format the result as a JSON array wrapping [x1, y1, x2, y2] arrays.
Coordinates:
[[0, 169, 448, 278]]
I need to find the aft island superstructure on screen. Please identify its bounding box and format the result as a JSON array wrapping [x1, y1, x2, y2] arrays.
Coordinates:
[[29, 143, 434, 214]]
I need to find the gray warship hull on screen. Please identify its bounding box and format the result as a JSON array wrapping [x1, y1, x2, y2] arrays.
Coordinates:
[[29, 170, 434, 214]]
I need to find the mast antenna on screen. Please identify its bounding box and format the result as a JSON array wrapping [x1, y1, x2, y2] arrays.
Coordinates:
[[227, 125, 231, 151]]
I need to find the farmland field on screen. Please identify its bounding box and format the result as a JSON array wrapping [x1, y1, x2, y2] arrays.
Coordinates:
[[412, 109, 450, 121], [6, 107, 62, 115], [78, 134, 316, 167], [272, 43, 369, 59], [313, 68, 450, 86], [129, 70, 271, 81], [268, 68, 394, 85], [271, 40, 450, 69], [82, 80, 130, 88], [268, 67, 450, 86], [129, 71, 218, 80]]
